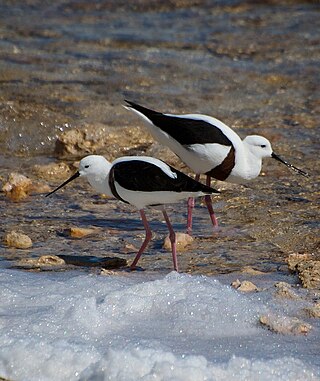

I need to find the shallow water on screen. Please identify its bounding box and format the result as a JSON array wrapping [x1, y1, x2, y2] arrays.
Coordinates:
[[0, 0, 319, 274]]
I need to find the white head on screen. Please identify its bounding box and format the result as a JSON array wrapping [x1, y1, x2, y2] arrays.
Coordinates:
[[78, 155, 112, 177], [77, 155, 112, 194], [46, 155, 113, 197], [243, 135, 309, 177], [243, 135, 273, 159]]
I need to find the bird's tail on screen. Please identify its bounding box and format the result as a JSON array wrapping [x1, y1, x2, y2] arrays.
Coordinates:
[[198, 182, 220, 195], [123, 100, 160, 119]]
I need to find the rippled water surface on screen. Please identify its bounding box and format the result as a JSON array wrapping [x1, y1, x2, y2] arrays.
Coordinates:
[[0, 0, 319, 274]]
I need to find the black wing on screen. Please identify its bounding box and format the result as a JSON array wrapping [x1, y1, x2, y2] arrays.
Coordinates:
[[125, 100, 232, 146], [110, 160, 219, 194]]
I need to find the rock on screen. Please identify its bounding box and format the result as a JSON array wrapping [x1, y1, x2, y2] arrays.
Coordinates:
[[231, 279, 258, 292], [296, 260, 320, 289], [287, 253, 312, 272], [14, 255, 127, 271], [54, 124, 153, 159], [66, 227, 100, 238], [121, 243, 139, 253], [2, 172, 50, 200], [37, 255, 65, 265], [240, 266, 267, 275], [231, 279, 241, 288], [54, 128, 89, 157], [2, 172, 33, 201], [32, 183, 52, 194], [33, 162, 72, 180], [4, 231, 33, 249], [273, 282, 300, 300], [286, 253, 320, 289], [100, 269, 120, 276], [163, 232, 194, 252], [58, 254, 127, 268], [302, 303, 320, 319], [17, 255, 66, 268], [259, 314, 312, 335]]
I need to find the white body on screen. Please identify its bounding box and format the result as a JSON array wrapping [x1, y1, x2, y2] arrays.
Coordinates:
[[79, 155, 214, 210], [126, 108, 274, 184]]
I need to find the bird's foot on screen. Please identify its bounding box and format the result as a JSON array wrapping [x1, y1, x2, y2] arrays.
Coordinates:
[[128, 265, 145, 272], [186, 228, 193, 236]]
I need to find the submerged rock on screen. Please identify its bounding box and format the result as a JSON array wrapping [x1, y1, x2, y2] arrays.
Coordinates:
[[163, 232, 194, 252], [121, 242, 139, 253], [66, 226, 100, 238], [54, 128, 90, 157], [14, 254, 127, 271], [240, 266, 267, 275], [33, 162, 72, 180], [58, 254, 127, 268], [259, 314, 311, 335], [4, 231, 33, 249], [54, 124, 152, 159]]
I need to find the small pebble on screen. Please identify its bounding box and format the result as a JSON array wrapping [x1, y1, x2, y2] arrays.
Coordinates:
[[67, 227, 100, 238], [2, 172, 50, 201], [2, 172, 33, 201], [231, 279, 258, 292], [163, 232, 193, 252], [121, 243, 139, 253], [4, 231, 33, 249], [259, 314, 311, 335], [100, 269, 120, 276]]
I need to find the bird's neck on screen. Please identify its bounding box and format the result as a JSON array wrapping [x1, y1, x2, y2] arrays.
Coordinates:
[[87, 165, 113, 196], [242, 140, 263, 180]]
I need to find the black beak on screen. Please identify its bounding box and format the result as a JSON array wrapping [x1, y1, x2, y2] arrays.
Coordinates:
[[271, 153, 309, 178], [45, 171, 80, 197]]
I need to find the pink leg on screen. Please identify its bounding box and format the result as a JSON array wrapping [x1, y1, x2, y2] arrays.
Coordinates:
[[187, 174, 200, 235], [162, 210, 178, 272], [205, 176, 218, 228], [130, 209, 152, 270]]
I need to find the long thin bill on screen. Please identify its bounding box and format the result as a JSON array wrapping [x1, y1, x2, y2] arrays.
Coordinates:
[[45, 171, 80, 197], [271, 153, 309, 177]]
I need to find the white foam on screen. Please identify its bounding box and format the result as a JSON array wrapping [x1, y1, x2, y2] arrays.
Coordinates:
[[0, 270, 318, 381]]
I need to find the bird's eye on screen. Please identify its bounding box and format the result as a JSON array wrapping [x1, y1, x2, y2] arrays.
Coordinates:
[[84, 165, 89, 168], [260, 145, 266, 148]]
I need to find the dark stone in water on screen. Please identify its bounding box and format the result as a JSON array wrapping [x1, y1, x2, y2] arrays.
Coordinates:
[[285, 196, 310, 203], [58, 255, 127, 268]]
